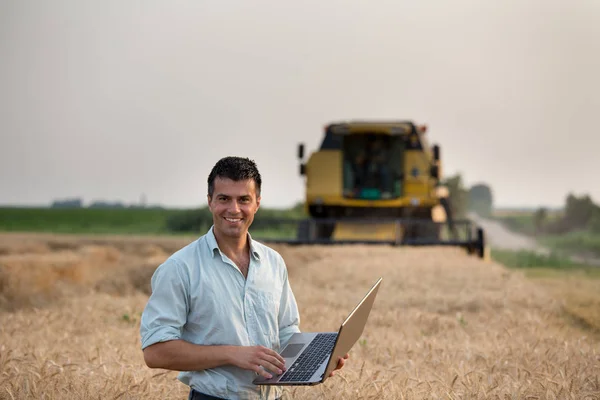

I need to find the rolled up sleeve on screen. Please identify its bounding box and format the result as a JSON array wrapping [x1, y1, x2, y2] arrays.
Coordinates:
[[278, 265, 301, 348], [140, 258, 190, 350]]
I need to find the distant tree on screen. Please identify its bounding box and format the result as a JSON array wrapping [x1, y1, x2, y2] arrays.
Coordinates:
[[564, 193, 596, 230], [542, 193, 600, 234], [89, 201, 125, 209], [441, 174, 468, 219], [51, 198, 83, 208], [588, 208, 600, 233], [468, 183, 494, 216], [290, 201, 307, 217], [533, 207, 548, 234]]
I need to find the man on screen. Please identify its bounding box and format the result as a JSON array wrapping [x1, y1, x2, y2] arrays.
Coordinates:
[[365, 138, 392, 198], [343, 150, 366, 197], [140, 156, 348, 400]]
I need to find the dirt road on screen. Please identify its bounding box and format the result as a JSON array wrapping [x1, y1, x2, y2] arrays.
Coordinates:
[[468, 212, 550, 254], [468, 213, 600, 267]]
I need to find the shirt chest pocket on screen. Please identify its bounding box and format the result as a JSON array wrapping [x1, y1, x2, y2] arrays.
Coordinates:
[[253, 291, 280, 349]]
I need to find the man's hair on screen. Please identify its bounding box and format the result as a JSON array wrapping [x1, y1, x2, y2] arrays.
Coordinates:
[[207, 156, 262, 198]]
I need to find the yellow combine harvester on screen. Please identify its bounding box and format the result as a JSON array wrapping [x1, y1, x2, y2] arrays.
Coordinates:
[[260, 120, 486, 258]]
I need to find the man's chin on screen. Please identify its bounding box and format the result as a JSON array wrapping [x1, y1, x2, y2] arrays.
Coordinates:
[[220, 225, 246, 237]]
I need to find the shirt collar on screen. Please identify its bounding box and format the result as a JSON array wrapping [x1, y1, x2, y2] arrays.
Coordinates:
[[206, 225, 261, 261]]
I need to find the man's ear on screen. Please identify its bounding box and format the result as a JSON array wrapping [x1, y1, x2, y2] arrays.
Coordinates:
[[256, 195, 261, 211], [207, 194, 213, 212]]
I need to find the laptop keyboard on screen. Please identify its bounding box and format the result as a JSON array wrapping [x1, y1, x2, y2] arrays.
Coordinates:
[[279, 333, 338, 382]]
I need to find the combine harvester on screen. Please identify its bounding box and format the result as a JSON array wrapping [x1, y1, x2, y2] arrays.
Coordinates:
[[255, 120, 486, 258]]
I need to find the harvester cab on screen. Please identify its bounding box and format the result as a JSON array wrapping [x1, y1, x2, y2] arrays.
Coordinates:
[[259, 120, 486, 258]]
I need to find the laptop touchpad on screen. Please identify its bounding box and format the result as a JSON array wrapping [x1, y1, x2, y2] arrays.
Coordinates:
[[281, 344, 304, 358]]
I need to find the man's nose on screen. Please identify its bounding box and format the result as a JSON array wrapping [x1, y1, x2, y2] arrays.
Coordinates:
[[228, 201, 240, 213]]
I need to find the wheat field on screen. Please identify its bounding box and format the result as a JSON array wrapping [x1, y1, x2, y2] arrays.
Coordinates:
[[0, 232, 599, 399]]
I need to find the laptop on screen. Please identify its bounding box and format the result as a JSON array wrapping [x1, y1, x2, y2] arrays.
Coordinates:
[[253, 277, 382, 386]]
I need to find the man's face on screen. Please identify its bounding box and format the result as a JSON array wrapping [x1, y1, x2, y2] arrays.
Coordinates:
[[207, 177, 261, 240]]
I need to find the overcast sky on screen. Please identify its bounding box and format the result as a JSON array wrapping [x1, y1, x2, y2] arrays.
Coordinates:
[[1, 0, 599, 209]]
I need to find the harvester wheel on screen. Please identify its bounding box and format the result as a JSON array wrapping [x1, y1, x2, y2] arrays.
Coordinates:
[[315, 221, 335, 241], [296, 220, 310, 241], [296, 219, 334, 242], [476, 227, 485, 258]]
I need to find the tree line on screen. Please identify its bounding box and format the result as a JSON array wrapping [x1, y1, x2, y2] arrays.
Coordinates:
[[441, 173, 600, 236], [441, 174, 494, 219], [533, 194, 600, 235]]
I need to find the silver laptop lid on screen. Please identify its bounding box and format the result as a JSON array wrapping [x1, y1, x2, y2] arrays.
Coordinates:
[[321, 277, 382, 381]]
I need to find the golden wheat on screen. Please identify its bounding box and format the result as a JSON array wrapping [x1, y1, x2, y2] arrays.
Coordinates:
[[0, 233, 598, 399]]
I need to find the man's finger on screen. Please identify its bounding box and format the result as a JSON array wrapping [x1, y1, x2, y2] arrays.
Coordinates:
[[263, 361, 285, 375], [253, 364, 273, 379], [260, 347, 285, 365], [259, 354, 285, 374], [267, 349, 286, 365], [259, 352, 286, 371]]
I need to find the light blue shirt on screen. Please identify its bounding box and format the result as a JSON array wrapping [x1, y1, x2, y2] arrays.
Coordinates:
[[140, 226, 301, 400]]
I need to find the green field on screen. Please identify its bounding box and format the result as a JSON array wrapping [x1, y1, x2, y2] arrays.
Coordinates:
[[490, 248, 589, 270], [538, 231, 600, 259], [0, 206, 305, 237], [0, 207, 181, 234]]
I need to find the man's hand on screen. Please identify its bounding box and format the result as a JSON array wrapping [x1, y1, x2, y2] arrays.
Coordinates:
[[228, 346, 287, 379], [328, 353, 349, 377]]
